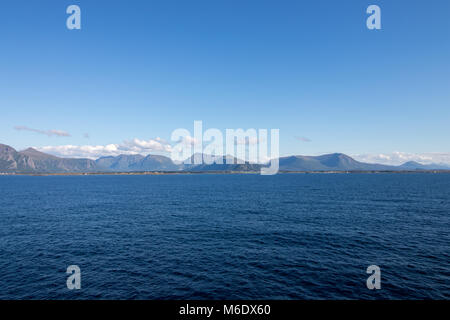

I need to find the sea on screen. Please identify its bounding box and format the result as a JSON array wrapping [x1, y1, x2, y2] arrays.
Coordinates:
[[0, 173, 449, 299]]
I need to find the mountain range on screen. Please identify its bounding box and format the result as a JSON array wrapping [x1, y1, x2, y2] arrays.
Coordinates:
[[0, 144, 97, 173], [1, 143, 449, 173]]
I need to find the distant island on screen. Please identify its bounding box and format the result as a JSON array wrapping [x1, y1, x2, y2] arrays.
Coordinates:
[[1, 143, 449, 174]]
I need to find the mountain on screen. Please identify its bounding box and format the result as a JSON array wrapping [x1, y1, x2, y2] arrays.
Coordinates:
[[278, 154, 450, 171], [184, 154, 261, 172], [96, 154, 145, 171], [0, 144, 34, 172], [96, 154, 182, 171], [128, 154, 182, 171], [95, 153, 258, 172], [0, 144, 97, 173], [278, 153, 396, 171], [398, 161, 450, 170]]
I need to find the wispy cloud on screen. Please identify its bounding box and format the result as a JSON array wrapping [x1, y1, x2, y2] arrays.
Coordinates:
[[14, 126, 71, 137], [353, 152, 450, 165], [37, 137, 173, 159], [295, 136, 311, 142]]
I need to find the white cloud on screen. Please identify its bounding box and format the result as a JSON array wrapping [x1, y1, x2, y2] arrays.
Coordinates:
[[122, 138, 173, 153], [37, 138, 173, 159], [353, 152, 450, 165], [14, 126, 71, 137]]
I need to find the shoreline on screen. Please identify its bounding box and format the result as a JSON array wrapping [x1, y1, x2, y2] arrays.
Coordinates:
[[1, 170, 450, 176]]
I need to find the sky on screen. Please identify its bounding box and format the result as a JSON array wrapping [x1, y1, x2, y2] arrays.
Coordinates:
[[0, 0, 449, 164]]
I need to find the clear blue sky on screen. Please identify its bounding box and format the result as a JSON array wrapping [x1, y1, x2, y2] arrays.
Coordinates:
[[0, 0, 449, 163]]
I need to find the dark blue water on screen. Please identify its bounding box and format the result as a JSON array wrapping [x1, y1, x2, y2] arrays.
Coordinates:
[[0, 173, 449, 299]]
